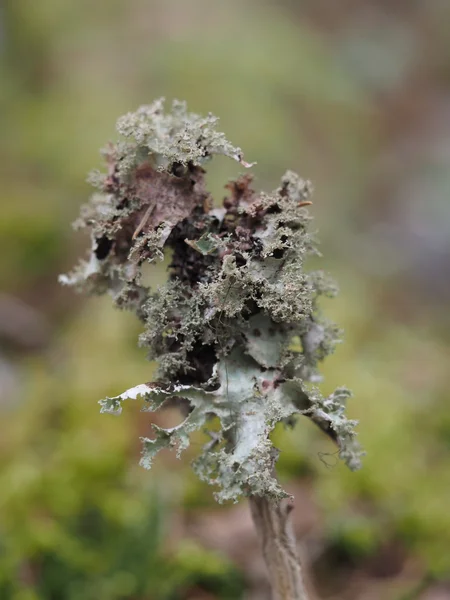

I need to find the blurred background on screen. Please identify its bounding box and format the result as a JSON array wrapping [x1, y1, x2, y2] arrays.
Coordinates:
[[1, 1, 450, 598]]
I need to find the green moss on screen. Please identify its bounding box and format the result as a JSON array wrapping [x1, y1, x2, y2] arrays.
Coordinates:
[[328, 515, 381, 561], [169, 541, 245, 599]]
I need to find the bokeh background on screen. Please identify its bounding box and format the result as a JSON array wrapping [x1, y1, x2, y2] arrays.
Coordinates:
[[1, 1, 450, 599]]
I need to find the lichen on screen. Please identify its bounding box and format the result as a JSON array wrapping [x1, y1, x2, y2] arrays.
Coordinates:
[[62, 98, 363, 503]]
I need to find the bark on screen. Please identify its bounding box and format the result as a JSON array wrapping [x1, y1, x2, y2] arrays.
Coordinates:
[[249, 495, 310, 600]]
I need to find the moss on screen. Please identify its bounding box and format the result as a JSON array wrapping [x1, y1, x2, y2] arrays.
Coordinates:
[[169, 541, 245, 599]]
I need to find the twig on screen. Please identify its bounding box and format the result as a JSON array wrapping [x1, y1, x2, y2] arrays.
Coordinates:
[[249, 495, 310, 600], [132, 202, 156, 240]]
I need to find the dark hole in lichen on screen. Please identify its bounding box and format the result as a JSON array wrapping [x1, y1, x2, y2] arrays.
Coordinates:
[[177, 342, 217, 384], [242, 299, 259, 320], [167, 219, 215, 285], [272, 248, 284, 259], [234, 253, 247, 268], [171, 162, 188, 177], [94, 236, 113, 260], [266, 204, 282, 215]]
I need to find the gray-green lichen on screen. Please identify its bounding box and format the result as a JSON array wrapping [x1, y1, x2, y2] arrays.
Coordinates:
[[61, 98, 363, 503]]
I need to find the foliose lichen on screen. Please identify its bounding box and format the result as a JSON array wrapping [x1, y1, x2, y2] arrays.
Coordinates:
[[61, 98, 363, 503]]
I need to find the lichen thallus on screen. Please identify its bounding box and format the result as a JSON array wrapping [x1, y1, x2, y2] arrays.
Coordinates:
[[61, 99, 362, 600]]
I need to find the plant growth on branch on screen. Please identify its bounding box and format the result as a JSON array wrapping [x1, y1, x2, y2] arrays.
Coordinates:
[[61, 98, 362, 598]]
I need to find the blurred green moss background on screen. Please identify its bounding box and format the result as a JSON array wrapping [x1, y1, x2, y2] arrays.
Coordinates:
[[1, 1, 450, 598]]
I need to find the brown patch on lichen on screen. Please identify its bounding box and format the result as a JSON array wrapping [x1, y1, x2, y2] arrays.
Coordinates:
[[93, 161, 213, 267], [223, 173, 255, 209], [133, 162, 209, 234]]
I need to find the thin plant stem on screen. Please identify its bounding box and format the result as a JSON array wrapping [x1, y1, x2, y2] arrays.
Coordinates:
[[249, 494, 310, 600]]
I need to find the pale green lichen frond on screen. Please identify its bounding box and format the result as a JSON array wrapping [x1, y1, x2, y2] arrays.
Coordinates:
[[116, 98, 255, 171], [64, 100, 363, 504], [99, 346, 361, 502]]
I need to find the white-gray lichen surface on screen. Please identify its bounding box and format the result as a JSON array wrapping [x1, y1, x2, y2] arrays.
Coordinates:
[[61, 99, 362, 503]]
